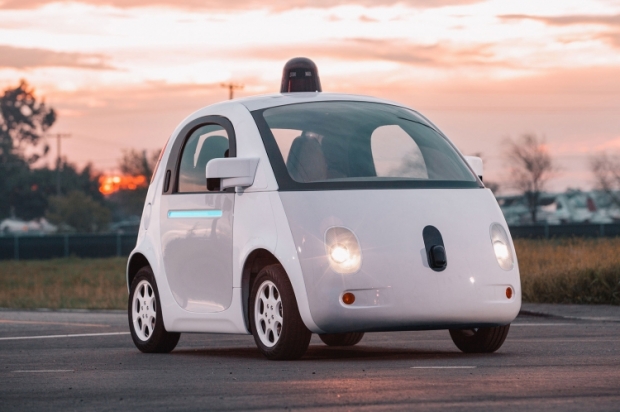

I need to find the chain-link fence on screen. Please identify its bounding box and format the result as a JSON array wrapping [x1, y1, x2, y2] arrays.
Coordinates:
[[0, 234, 137, 260]]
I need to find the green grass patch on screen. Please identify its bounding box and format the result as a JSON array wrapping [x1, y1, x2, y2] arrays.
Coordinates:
[[0, 238, 619, 309], [0, 257, 127, 310]]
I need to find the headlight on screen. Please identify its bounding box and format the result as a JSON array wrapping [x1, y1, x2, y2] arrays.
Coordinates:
[[490, 223, 514, 270], [325, 227, 361, 274]]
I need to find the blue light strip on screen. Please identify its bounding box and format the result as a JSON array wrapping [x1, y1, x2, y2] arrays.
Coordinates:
[[167, 210, 223, 219]]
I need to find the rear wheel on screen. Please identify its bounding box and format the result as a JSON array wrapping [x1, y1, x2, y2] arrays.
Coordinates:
[[128, 266, 180, 353], [249, 264, 311, 360], [449, 325, 510, 353], [319, 333, 364, 347]]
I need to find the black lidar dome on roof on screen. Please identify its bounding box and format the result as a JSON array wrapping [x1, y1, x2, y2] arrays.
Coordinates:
[[280, 57, 322, 93]]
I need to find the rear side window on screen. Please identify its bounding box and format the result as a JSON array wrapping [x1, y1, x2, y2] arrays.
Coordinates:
[[177, 124, 229, 193]]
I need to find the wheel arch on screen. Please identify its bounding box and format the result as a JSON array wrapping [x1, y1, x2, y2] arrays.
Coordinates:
[[241, 248, 280, 331], [127, 252, 151, 293]]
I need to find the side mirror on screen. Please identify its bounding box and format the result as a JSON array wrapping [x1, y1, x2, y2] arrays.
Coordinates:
[[464, 156, 483, 181], [205, 157, 259, 190]]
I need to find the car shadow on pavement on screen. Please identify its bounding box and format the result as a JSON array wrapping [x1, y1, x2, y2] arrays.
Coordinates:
[[170, 344, 499, 362]]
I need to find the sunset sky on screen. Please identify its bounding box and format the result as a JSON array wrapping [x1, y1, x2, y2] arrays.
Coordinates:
[[1, 0, 619, 193]]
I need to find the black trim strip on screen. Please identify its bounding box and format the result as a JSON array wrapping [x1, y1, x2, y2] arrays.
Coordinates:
[[163, 115, 237, 195]]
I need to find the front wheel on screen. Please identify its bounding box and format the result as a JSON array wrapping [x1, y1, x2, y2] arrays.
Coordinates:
[[449, 324, 510, 353], [128, 266, 180, 353], [249, 264, 311, 360], [319, 333, 364, 347]]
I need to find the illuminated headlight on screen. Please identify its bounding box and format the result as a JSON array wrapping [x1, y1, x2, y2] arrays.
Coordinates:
[[490, 223, 514, 271], [325, 227, 362, 274]]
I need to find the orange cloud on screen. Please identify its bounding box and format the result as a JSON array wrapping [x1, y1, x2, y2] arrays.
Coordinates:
[[227, 39, 501, 69], [0, 0, 483, 11], [0, 45, 114, 70], [499, 14, 620, 27]]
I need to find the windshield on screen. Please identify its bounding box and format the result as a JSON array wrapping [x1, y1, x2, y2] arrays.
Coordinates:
[[253, 101, 479, 190]]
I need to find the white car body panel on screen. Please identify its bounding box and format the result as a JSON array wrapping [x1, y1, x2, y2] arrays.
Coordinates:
[[280, 189, 520, 333], [160, 191, 234, 313], [127, 92, 521, 336]]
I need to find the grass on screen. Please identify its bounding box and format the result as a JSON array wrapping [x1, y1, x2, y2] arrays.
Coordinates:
[[0, 257, 127, 310], [0, 238, 619, 309], [516, 238, 620, 305]]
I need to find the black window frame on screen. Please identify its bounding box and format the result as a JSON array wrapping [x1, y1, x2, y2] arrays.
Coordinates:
[[251, 102, 483, 191], [163, 115, 237, 195]]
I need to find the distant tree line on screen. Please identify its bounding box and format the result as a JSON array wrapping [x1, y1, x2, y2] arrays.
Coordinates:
[[0, 80, 157, 233]]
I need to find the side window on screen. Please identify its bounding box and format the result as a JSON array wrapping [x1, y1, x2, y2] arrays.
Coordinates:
[[177, 124, 229, 193], [370, 125, 428, 179]]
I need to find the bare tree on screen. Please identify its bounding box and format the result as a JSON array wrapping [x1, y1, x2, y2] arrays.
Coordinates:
[[504, 133, 554, 223], [118, 148, 160, 179], [590, 152, 620, 206]]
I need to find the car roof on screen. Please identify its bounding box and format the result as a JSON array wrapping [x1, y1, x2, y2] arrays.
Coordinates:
[[214, 92, 410, 112]]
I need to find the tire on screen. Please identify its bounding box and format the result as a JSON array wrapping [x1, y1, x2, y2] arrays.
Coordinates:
[[249, 264, 312, 360], [128, 266, 180, 353], [449, 324, 510, 353], [319, 333, 364, 347]]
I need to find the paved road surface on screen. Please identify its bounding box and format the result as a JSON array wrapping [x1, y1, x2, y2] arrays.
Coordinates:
[[0, 309, 619, 411]]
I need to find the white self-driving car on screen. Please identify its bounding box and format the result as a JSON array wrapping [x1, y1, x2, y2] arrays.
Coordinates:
[[127, 58, 521, 360]]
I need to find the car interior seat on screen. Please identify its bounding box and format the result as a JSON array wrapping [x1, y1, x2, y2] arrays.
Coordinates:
[[286, 135, 328, 182]]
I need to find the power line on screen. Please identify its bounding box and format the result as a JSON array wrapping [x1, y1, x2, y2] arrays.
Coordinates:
[[46, 133, 71, 195], [220, 82, 244, 100]]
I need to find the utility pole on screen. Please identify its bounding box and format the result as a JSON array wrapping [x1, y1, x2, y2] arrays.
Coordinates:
[[220, 82, 244, 100], [48, 133, 71, 195]]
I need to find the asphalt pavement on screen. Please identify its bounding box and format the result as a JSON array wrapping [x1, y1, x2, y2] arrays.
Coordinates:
[[0, 305, 619, 411]]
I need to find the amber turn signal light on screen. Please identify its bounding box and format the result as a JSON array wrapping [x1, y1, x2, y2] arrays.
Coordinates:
[[342, 292, 355, 305], [506, 287, 513, 299]]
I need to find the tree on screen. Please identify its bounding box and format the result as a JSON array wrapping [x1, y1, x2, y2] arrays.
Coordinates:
[[19, 162, 104, 220], [0, 79, 55, 166], [119, 148, 160, 178], [0, 80, 56, 219], [590, 153, 620, 206], [46, 191, 111, 233], [107, 149, 160, 219], [504, 133, 555, 223]]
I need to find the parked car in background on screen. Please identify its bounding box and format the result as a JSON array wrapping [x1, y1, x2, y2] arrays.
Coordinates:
[[497, 190, 614, 225], [0, 218, 57, 235]]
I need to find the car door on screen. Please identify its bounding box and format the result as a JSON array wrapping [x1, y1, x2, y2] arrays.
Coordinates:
[[159, 116, 236, 313]]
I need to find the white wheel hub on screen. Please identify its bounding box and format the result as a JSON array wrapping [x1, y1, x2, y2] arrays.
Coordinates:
[[254, 280, 283, 348], [132, 280, 157, 341]]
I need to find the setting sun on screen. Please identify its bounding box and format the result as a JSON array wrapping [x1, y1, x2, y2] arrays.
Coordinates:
[[98, 174, 147, 195]]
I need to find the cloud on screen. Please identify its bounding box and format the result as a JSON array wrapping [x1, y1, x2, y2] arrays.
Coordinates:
[[499, 14, 620, 50], [602, 31, 620, 47], [500, 14, 620, 27], [0, 45, 114, 70], [229, 38, 500, 69], [0, 0, 483, 11], [358, 15, 378, 23]]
